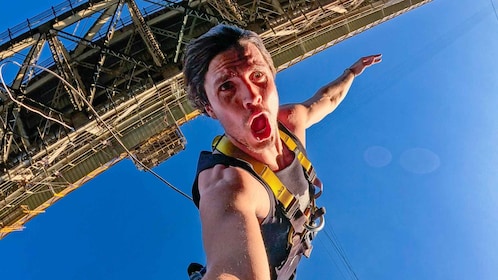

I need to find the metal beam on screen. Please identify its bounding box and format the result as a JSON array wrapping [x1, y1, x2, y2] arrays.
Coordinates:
[[73, 3, 121, 56], [126, 0, 166, 66], [47, 31, 87, 111], [11, 34, 46, 91], [89, 0, 126, 104]]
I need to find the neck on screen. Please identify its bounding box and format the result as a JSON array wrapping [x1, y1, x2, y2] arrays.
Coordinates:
[[273, 143, 294, 171], [228, 134, 293, 171]]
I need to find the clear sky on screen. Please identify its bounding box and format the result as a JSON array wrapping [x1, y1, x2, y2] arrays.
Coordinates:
[[1, 0, 498, 279]]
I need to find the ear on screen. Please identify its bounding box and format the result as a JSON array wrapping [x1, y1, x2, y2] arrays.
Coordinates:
[[205, 105, 217, 119]]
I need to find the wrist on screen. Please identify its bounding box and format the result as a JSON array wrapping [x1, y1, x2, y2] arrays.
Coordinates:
[[345, 68, 355, 77]]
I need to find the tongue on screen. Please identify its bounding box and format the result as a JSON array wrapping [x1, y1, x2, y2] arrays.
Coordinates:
[[251, 115, 271, 139], [251, 115, 266, 132]]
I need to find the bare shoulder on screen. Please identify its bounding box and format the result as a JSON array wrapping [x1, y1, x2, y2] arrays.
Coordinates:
[[198, 164, 269, 219], [278, 104, 307, 146]]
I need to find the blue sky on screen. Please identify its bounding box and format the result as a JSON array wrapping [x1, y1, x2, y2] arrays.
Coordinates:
[[1, 0, 498, 279]]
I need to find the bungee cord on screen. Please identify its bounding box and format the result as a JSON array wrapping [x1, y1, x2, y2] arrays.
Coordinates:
[[317, 236, 350, 280], [323, 225, 359, 280], [491, 0, 498, 24], [0, 60, 193, 201], [0, 61, 74, 130]]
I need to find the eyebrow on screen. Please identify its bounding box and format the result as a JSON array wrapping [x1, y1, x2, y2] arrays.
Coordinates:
[[213, 72, 234, 87], [211, 61, 269, 87]]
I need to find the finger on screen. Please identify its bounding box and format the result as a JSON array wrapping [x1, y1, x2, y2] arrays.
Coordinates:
[[374, 54, 382, 63], [362, 57, 375, 66], [367, 54, 382, 64]]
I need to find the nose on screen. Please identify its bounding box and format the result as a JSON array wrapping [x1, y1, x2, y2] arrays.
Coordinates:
[[241, 81, 262, 109]]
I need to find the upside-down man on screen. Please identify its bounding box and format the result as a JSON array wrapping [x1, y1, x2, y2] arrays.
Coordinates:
[[183, 24, 381, 280]]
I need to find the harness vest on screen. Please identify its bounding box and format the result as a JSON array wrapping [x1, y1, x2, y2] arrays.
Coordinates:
[[192, 124, 325, 280]]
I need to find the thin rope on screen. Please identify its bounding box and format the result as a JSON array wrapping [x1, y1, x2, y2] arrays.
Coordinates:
[[491, 0, 498, 24], [317, 236, 349, 280], [0, 61, 74, 130], [11, 61, 193, 201], [323, 226, 359, 280]]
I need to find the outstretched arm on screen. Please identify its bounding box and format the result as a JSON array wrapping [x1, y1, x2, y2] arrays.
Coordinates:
[[278, 54, 381, 142], [347, 54, 383, 77]]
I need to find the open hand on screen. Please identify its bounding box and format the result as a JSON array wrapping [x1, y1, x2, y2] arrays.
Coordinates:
[[349, 54, 382, 76]]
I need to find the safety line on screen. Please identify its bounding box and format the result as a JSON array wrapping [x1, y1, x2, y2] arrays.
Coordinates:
[[317, 236, 350, 280], [323, 226, 360, 280], [0, 61, 74, 130], [4, 61, 193, 201], [491, 0, 498, 24]]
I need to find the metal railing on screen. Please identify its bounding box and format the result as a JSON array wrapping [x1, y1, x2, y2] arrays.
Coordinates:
[[0, 0, 91, 47]]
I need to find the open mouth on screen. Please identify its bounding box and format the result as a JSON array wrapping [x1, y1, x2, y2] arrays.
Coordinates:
[[250, 114, 271, 141]]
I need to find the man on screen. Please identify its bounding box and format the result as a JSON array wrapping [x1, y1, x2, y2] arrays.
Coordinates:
[[183, 24, 381, 280]]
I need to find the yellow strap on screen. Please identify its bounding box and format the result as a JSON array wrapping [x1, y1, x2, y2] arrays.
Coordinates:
[[278, 130, 313, 173], [212, 129, 313, 210]]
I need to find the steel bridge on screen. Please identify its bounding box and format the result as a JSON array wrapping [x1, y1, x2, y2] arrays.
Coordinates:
[[0, 0, 432, 238]]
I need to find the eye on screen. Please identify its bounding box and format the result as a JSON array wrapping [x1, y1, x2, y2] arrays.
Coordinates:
[[251, 71, 267, 83], [219, 81, 235, 92]]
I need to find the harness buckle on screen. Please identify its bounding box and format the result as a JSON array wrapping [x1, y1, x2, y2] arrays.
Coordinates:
[[304, 207, 326, 232], [313, 177, 323, 198]]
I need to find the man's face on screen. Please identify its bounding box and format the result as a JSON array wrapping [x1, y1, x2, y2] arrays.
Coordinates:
[[204, 41, 279, 153]]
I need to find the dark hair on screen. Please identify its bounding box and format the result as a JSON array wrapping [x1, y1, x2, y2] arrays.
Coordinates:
[[183, 24, 275, 114]]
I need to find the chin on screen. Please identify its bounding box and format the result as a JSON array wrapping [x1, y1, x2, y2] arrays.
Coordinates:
[[246, 133, 275, 153]]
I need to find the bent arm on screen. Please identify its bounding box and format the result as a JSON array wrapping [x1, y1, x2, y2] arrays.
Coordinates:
[[279, 54, 382, 138], [198, 165, 271, 280]]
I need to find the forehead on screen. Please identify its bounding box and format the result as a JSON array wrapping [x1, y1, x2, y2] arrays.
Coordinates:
[[206, 42, 269, 79]]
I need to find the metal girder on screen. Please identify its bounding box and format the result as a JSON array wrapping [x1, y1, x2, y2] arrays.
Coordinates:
[[0, 0, 120, 60], [207, 0, 245, 24], [1, 132, 14, 164], [173, 0, 193, 63], [261, 0, 433, 71], [150, 26, 188, 41], [126, 0, 166, 66], [73, 3, 121, 56], [11, 106, 30, 150], [89, 0, 126, 104], [47, 31, 87, 111], [56, 30, 154, 69], [11, 34, 46, 91], [270, 0, 284, 14], [144, 0, 230, 26]]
